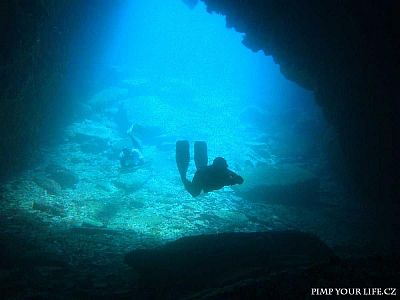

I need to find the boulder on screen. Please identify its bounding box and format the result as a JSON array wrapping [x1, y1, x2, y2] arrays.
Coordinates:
[[45, 164, 79, 189], [32, 200, 64, 216], [33, 175, 62, 195], [125, 231, 334, 298], [87, 87, 128, 111], [235, 165, 320, 205], [112, 170, 151, 194], [65, 119, 114, 154]]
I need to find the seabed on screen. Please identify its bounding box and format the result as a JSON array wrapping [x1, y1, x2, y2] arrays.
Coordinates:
[[0, 87, 392, 298]]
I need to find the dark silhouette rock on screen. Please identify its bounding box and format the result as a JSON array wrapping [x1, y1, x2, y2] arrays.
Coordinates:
[[201, 0, 399, 203], [125, 231, 335, 298]]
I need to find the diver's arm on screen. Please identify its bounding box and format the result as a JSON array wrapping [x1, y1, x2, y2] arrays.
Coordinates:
[[226, 170, 244, 185]]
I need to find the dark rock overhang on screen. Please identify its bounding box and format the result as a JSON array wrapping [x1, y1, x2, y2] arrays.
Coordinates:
[[201, 0, 400, 203]]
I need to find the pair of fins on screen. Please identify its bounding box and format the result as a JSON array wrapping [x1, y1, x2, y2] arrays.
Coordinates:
[[176, 141, 208, 179]]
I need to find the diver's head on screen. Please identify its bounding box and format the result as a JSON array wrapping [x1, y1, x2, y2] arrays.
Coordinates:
[[212, 157, 228, 170], [121, 148, 131, 156]]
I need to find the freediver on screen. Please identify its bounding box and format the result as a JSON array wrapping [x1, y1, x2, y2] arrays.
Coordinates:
[[119, 124, 144, 169], [176, 140, 244, 197]]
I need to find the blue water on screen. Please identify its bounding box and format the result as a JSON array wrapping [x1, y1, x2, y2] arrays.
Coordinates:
[[2, 1, 388, 297], [1, 0, 343, 240]]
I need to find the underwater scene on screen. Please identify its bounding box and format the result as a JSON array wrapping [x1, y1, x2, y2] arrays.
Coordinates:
[[1, 0, 398, 299]]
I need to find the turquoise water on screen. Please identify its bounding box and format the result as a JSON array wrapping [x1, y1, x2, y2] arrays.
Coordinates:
[[2, 2, 391, 297], [1, 0, 343, 245]]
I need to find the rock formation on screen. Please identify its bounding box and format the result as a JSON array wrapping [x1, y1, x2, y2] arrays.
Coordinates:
[[201, 0, 399, 203]]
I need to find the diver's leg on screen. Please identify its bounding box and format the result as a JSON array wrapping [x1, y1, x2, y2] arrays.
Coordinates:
[[182, 178, 201, 197], [176, 140, 190, 180], [194, 141, 208, 170], [129, 135, 142, 150]]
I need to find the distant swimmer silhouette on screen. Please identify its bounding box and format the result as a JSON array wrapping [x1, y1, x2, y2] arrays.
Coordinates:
[[176, 141, 244, 197], [119, 124, 144, 169]]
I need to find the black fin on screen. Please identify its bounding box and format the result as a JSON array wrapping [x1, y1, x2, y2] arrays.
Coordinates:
[[194, 141, 208, 169], [176, 140, 190, 179]]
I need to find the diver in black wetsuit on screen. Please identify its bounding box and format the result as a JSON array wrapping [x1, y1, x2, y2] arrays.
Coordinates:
[[176, 141, 244, 197], [119, 124, 144, 169]]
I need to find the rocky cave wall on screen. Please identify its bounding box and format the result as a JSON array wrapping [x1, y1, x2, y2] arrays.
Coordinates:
[[201, 0, 399, 203], [0, 0, 121, 180]]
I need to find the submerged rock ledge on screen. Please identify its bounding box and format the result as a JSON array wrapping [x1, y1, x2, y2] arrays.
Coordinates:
[[125, 230, 335, 298]]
